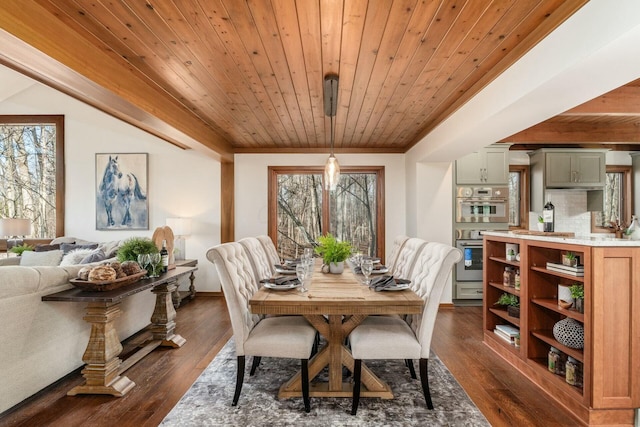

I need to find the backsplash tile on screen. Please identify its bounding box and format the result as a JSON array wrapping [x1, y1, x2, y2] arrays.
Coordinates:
[[529, 190, 591, 235]]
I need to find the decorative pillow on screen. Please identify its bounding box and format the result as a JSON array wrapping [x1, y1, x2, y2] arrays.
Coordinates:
[[60, 242, 98, 255], [34, 243, 61, 252], [80, 248, 107, 264], [60, 248, 96, 266], [98, 240, 122, 259], [20, 250, 64, 266]]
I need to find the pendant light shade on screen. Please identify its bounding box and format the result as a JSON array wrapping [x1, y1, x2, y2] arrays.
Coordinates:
[[323, 74, 340, 191]]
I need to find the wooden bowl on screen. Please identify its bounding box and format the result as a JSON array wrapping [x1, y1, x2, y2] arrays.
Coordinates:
[[558, 299, 573, 309]]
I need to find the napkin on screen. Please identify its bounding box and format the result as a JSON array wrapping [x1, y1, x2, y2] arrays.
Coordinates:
[[354, 264, 387, 274], [369, 275, 410, 291], [260, 277, 300, 286], [274, 264, 296, 271]]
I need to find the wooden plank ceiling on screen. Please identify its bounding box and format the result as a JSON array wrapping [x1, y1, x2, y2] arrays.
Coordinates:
[[1, 0, 612, 157]]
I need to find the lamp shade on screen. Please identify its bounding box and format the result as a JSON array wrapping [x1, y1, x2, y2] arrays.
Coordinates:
[[166, 217, 192, 236], [0, 218, 31, 237], [324, 155, 340, 190]]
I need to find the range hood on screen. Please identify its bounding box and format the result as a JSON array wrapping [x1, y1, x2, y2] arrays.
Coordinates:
[[529, 149, 606, 212]]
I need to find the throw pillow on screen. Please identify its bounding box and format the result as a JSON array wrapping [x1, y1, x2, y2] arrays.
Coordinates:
[[20, 250, 64, 266], [80, 248, 107, 264], [34, 243, 61, 252], [60, 242, 98, 255], [60, 248, 96, 266]]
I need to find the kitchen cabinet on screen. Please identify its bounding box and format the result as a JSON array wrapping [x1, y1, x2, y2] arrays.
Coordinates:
[[456, 145, 509, 185], [483, 232, 640, 426], [545, 151, 605, 187]]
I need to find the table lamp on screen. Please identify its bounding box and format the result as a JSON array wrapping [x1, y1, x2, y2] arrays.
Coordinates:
[[0, 218, 32, 251], [166, 217, 191, 260]]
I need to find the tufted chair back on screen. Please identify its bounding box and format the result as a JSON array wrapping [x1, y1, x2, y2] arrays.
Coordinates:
[[406, 242, 462, 358], [257, 235, 281, 266], [391, 237, 427, 279], [238, 237, 275, 283], [386, 235, 409, 271], [206, 242, 262, 356]]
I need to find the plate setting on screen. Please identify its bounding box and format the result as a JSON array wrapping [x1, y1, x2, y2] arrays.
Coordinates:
[[263, 282, 301, 290]]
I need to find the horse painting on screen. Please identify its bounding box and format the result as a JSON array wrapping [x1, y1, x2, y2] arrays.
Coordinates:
[[97, 155, 147, 228]]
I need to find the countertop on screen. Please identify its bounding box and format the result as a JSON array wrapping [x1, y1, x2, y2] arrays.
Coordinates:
[[481, 230, 640, 247]]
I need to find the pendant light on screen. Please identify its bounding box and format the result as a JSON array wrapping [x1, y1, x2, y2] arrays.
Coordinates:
[[323, 74, 340, 191]]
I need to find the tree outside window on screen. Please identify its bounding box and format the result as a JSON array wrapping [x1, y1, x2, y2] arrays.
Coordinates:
[[269, 166, 384, 260], [0, 115, 64, 239]]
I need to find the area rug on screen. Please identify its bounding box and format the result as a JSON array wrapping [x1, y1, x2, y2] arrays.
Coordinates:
[[161, 339, 489, 426]]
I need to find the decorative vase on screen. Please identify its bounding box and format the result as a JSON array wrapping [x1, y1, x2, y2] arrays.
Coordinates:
[[537, 222, 544, 232], [562, 255, 578, 267], [329, 261, 344, 274], [552, 318, 584, 349], [574, 297, 584, 314]]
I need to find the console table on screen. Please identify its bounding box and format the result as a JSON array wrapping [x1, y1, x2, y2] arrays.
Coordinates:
[[172, 258, 198, 308], [42, 266, 197, 397]]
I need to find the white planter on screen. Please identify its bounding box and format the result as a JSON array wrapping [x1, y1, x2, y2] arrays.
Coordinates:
[[329, 261, 344, 274], [537, 222, 544, 232]]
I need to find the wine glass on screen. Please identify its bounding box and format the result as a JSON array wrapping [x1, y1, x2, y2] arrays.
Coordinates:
[[148, 253, 161, 278], [361, 259, 373, 285], [137, 253, 151, 278], [303, 247, 314, 261], [296, 263, 308, 293]]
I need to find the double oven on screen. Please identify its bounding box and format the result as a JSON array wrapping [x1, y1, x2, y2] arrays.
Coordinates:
[[454, 186, 509, 301]]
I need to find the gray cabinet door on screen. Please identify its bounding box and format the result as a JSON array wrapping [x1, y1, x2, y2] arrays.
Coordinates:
[[456, 146, 508, 185], [545, 152, 605, 187]]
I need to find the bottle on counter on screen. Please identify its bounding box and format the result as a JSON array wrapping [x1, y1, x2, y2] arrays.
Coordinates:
[[160, 239, 169, 273], [543, 199, 555, 232]]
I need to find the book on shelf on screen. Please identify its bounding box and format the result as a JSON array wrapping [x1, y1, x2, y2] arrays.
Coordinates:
[[493, 329, 515, 344], [546, 262, 584, 276], [495, 324, 519, 337]]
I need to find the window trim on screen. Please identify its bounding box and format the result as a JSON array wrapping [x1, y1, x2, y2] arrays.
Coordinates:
[[268, 166, 385, 261], [509, 165, 529, 230], [590, 165, 632, 233], [0, 115, 65, 241]]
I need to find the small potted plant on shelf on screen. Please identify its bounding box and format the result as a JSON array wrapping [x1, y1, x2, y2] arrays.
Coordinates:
[[494, 293, 520, 318], [315, 233, 352, 274], [562, 251, 578, 267], [537, 215, 544, 232], [569, 283, 584, 313]]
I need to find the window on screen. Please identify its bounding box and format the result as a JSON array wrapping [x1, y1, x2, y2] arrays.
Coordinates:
[[591, 165, 632, 233], [508, 165, 529, 229], [0, 115, 64, 239], [268, 166, 384, 260]]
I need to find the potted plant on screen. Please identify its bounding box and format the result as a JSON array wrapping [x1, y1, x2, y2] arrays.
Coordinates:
[[537, 215, 544, 232], [562, 251, 578, 267], [9, 243, 35, 256], [116, 237, 159, 262], [494, 293, 520, 318], [569, 283, 584, 313], [315, 233, 352, 274]]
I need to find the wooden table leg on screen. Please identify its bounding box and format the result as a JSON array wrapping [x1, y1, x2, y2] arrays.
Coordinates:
[[188, 270, 196, 300], [67, 302, 135, 397], [150, 279, 186, 348]]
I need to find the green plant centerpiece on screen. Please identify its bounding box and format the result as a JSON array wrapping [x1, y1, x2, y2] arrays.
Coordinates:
[[315, 233, 352, 274], [9, 243, 35, 256], [494, 292, 520, 318], [116, 237, 159, 262], [569, 283, 585, 313]]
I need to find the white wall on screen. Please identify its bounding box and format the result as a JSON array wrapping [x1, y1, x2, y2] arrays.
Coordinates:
[[234, 153, 406, 260], [0, 68, 222, 291]]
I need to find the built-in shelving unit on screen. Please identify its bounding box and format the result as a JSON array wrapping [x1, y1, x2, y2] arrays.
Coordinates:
[[483, 233, 640, 426]]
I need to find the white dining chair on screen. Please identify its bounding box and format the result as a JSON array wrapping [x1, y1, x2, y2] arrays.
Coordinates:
[[238, 236, 275, 283], [390, 237, 427, 279], [206, 242, 316, 412], [257, 235, 281, 266], [385, 235, 409, 272], [349, 242, 462, 415]]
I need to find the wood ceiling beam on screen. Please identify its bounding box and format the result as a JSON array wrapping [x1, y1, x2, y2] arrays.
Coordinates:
[[502, 120, 640, 143], [0, 1, 233, 161]]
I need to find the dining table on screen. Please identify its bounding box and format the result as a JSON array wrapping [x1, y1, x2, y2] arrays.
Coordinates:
[[249, 259, 423, 399]]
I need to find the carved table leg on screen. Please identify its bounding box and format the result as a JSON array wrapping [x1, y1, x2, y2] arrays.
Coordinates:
[[188, 270, 196, 300], [67, 302, 135, 397], [150, 279, 186, 348]]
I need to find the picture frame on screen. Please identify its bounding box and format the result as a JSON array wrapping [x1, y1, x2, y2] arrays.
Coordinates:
[[95, 153, 149, 230]]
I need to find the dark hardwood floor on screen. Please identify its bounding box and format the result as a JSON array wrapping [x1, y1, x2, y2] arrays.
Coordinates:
[[0, 297, 580, 427]]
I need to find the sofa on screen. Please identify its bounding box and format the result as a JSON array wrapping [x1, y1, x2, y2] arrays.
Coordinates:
[[0, 238, 156, 414]]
